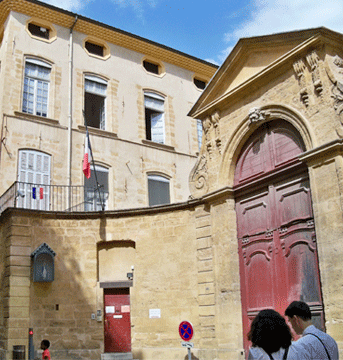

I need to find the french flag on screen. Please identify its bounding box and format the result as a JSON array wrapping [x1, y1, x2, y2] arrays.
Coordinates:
[[83, 130, 92, 179]]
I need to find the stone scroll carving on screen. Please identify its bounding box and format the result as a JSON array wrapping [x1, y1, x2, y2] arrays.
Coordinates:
[[189, 154, 209, 198], [211, 110, 222, 154], [203, 110, 222, 157], [293, 59, 309, 106]]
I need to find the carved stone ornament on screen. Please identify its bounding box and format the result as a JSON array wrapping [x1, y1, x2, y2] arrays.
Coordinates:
[[325, 56, 343, 137], [248, 107, 269, 124], [306, 50, 323, 95], [293, 59, 309, 106], [333, 55, 343, 69], [211, 110, 222, 153], [189, 154, 209, 198]]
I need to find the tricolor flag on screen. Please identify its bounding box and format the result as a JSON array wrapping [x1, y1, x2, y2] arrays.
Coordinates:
[[83, 130, 92, 179]]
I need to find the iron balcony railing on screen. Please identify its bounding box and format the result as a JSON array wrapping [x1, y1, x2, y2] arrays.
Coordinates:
[[0, 181, 108, 214]]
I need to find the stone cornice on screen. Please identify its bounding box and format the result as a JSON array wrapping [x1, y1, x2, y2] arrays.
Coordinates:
[[0, 0, 217, 78], [202, 186, 234, 203], [0, 187, 235, 220], [299, 139, 343, 165]]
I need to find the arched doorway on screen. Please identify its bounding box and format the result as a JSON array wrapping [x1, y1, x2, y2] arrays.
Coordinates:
[[234, 120, 324, 354]]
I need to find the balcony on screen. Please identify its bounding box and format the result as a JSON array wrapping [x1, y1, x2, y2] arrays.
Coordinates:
[[0, 181, 108, 214]]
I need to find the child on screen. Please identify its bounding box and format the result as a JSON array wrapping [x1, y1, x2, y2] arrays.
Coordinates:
[[40, 340, 51, 360]]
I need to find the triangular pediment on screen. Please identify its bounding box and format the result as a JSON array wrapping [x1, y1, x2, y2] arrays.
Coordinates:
[[189, 27, 343, 118]]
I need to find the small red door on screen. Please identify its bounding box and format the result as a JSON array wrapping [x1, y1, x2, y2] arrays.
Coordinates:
[[104, 288, 131, 353]]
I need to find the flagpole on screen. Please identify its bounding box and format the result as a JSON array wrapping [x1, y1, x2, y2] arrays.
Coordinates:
[[82, 111, 105, 211]]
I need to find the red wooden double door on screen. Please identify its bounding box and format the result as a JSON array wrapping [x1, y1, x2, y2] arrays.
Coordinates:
[[234, 121, 324, 354]]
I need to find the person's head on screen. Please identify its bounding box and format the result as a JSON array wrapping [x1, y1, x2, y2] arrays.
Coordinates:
[[285, 301, 312, 335], [41, 340, 50, 350], [248, 309, 292, 354]]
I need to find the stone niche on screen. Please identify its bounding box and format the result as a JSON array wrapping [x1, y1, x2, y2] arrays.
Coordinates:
[[31, 243, 56, 282]]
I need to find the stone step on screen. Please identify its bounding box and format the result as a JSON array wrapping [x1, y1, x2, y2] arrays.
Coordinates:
[[101, 353, 134, 360]]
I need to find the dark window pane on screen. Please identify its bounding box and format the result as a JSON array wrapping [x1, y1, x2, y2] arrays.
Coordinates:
[[85, 92, 105, 129], [143, 61, 159, 74], [148, 178, 170, 206], [28, 23, 50, 40], [85, 41, 104, 57], [194, 78, 206, 90]]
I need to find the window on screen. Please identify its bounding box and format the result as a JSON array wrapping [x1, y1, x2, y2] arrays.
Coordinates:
[[84, 75, 107, 130], [85, 41, 104, 57], [17, 150, 51, 210], [194, 78, 207, 90], [28, 23, 49, 40], [83, 37, 110, 59], [84, 165, 109, 211], [142, 58, 165, 76], [144, 92, 165, 144], [148, 175, 170, 206], [197, 119, 203, 150], [22, 59, 51, 117], [26, 19, 56, 43], [143, 60, 159, 74]]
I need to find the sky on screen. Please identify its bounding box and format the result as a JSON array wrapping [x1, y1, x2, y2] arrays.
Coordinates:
[[40, 0, 343, 65]]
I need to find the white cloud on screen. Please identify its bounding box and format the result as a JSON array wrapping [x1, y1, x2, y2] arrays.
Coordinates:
[[109, 0, 158, 22], [40, 0, 87, 12], [224, 0, 343, 54]]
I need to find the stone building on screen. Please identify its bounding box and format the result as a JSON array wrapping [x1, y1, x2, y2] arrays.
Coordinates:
[[0, 0, 217, 211], [0, 2, 342, 360]]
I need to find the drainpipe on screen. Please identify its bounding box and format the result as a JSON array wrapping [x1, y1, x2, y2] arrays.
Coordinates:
[[67, 15, 78, 209]]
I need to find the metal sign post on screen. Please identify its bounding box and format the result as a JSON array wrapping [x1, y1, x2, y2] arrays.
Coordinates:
[[179, 321, 194, 360]]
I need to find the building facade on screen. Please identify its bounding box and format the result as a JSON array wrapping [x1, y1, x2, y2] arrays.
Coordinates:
[[0, 2, 342, 360], [0, 0, 217, 212]]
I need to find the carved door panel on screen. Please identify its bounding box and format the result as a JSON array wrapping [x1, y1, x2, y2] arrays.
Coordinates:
[[274, 176, 324, 329]]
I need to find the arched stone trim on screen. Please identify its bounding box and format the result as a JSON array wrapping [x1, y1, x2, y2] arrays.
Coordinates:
[[218, 104, 317, 187]]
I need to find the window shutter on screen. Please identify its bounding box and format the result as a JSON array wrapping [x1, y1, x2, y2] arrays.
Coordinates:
[[151, 113, 164, 144]]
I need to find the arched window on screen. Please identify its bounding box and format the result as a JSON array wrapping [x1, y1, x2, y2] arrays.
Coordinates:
[[147, 174, 170, 206], [22, 58, 51, 117]]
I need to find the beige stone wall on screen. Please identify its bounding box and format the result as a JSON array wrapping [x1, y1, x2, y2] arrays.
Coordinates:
[[0, 200, 245, 360]]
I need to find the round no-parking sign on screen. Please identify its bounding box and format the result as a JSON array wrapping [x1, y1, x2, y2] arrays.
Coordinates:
[[179, 321, 194, 341]]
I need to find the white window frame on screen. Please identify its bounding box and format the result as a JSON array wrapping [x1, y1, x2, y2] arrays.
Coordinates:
[[144, 92, 165, 144], [84, 75, 107, 130], [147, 174, 170, 206], [17, 149, 51, 210], [22, 58, 51, 117]]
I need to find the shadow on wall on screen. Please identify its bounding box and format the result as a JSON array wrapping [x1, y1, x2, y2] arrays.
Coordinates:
[[184, 352, 199, 360], [29, 216, 103, 360]]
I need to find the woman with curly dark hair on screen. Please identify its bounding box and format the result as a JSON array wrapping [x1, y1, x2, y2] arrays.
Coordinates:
[[248, 309, 296, 360]]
